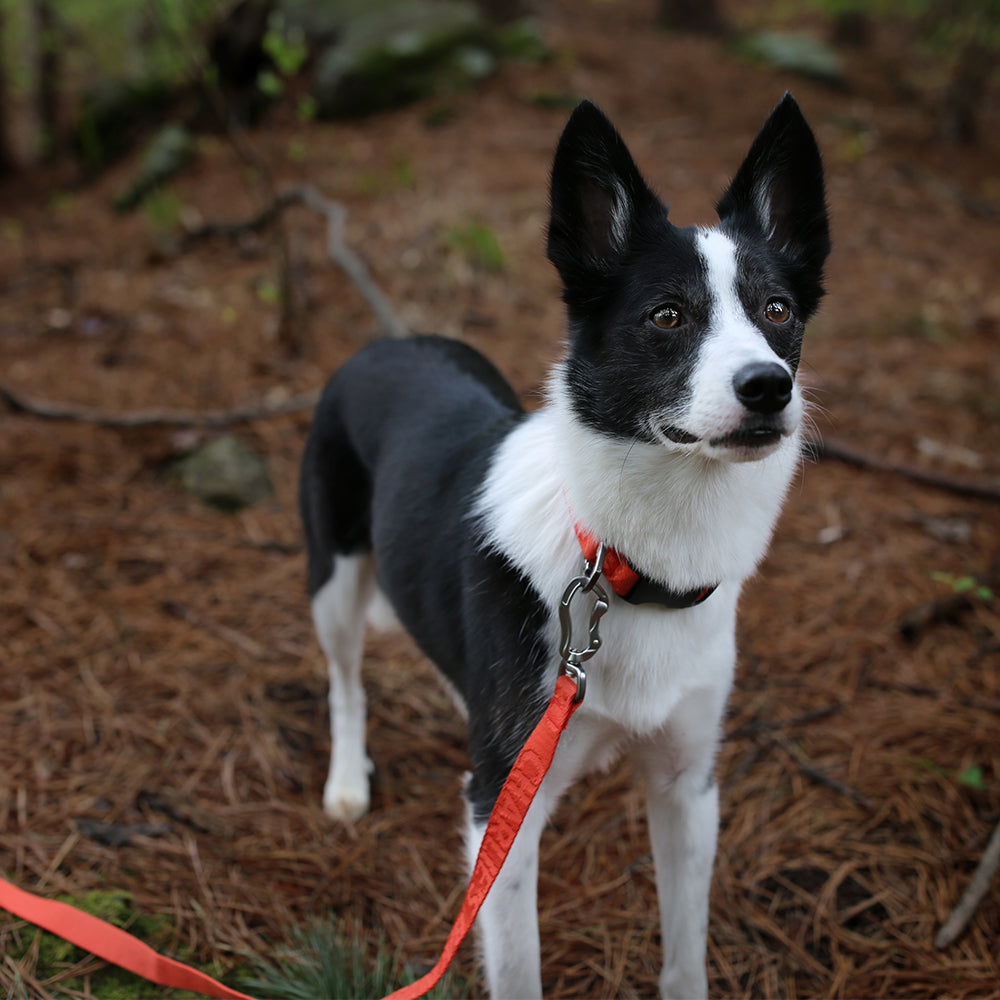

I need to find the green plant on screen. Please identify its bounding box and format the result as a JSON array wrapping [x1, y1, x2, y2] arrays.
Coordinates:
[[258, 11, 309, 98], [911, 757, 992, 791], [144, 187, 184, 234], [245, 917, 467, 1000], [930, 571, 994, 601], [958, 764, 987, 790], [358, 156, 418, 196], [447, 220, 506, 272]]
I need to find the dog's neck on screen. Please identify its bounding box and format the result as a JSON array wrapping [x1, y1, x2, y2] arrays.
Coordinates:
[[475, 363, 801, 601], [545, 365, 801, 590]]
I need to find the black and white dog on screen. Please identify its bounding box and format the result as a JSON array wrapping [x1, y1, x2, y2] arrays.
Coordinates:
[[299, 95, 829, 998]]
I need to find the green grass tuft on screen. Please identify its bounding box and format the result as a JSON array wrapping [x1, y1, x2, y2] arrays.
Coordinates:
[[245, 916, 468, 1000]]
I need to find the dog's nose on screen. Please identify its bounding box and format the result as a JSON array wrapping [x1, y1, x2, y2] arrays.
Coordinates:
[[733, 362, 793, 414]]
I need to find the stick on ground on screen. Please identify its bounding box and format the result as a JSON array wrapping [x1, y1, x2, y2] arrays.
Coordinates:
[[935, 816, 1000, 948]]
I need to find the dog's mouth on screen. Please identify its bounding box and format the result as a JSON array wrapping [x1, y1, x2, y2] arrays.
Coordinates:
[[709, 425, 783, 450], [657, 424, 699, 445], [651, 420, 788, 455]]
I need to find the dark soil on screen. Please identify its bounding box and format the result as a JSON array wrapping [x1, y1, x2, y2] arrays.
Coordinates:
[[2, 1, 999, 997]]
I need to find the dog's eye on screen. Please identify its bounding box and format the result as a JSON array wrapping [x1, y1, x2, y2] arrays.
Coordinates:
[[650, 306, 682, 330], [764, 300, 791, 324]]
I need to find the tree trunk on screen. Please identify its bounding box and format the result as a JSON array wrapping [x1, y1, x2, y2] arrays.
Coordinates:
[[34, 0, 59, 159], [943, 38, 993, 143], [657, 0, 728, 35], [0, 6, 14, 171]]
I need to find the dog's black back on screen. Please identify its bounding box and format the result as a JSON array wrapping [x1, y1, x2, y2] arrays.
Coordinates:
[[300, 335, 552, 818]]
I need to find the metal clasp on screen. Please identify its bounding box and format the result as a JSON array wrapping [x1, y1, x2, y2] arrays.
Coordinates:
[[558, 543, 609, 704]]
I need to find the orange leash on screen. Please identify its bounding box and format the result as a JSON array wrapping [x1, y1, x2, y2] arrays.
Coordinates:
[[385, 672, 583, 1000], [0, 674, 583, 1000], [0, 876, 255, 1000], [1, 558, 606, 1000]]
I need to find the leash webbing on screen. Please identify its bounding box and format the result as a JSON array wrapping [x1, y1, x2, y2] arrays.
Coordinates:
[[384, 671, 583, 1000], [0, 876, 256, 999], [0, 673, 582, 1000]]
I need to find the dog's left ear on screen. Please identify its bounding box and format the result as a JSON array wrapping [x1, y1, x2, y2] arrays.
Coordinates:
[[718, 93, 831, 313]]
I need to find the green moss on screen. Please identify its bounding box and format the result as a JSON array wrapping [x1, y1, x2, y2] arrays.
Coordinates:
[[18, 890, 200, 998]]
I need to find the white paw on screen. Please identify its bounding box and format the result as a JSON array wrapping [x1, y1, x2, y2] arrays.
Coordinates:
[[323, 776, 370, 822], [661, 966, 707, 1000]]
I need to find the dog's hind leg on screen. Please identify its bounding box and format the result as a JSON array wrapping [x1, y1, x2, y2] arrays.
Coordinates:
[[311, 553, 376, 821]]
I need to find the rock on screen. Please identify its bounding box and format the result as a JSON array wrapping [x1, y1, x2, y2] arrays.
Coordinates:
[[175, 435, 272, 511], [112, 125, 196, 213], [737, 31, 844, 87], [310, 0, 497, 119]]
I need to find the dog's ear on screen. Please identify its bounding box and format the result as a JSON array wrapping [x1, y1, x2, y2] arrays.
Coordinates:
[[547, 101, 660, 286], [717, 93, 830, 311]]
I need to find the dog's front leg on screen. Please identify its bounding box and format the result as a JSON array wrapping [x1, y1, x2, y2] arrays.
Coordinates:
[[465, 785, 550, 999], [645, 769, 717, 999], [638, 693, 724, 1000]]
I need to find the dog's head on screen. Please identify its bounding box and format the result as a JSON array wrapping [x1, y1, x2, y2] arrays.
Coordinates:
[[547, 95, 830, 463]]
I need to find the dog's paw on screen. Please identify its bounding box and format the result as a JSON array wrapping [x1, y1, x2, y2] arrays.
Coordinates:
[[660, 966, 707, 1000], [323, 778, 370, 822], [323, 759, 373, 822]]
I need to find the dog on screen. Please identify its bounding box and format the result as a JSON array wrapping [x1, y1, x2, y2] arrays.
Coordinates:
[[299, 94, 829, 998]]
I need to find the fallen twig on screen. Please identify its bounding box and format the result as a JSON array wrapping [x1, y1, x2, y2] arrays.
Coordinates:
[[935, 815, 1000, 948], [75, 817, 172, 848], [185, 184, 409, 340], [160, 600, 307, 662], [728, 703, 843, 741], [0, 382, 319, 428], [63, 513, 300, 554], [806, 435, 1000, 504], [773, 734, 874, 812], [0, 184, 409, 428]]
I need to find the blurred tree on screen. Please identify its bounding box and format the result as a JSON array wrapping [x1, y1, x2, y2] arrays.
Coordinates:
[[209, 0, 272, 90], [33, 0, 59, 158], [208, 0, 274, 123], [657, 0, 728, 35], [0, 5, 12, 170], [942, 35, 993, 142], [474, 0, 530, 22], [815, 0, 999, 142]]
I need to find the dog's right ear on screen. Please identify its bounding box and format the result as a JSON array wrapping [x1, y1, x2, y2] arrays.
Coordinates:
[[717, 94, 830, 316], [547, 101, 660, 288]]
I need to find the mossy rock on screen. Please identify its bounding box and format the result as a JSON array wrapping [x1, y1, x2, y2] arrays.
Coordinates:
[[736, 31, 845, 87], [311, 0, 497, 118], [175, 435, 273, 511], [112, 125, 196, 213]]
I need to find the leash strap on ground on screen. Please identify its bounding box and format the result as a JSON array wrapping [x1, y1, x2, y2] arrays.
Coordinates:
[[0, 877, 256, 1000], [0, 673, 582, 1000], [384, 672, 583, 1000]]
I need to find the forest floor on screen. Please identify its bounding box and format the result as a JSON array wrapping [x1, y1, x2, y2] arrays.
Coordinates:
[[2, 0, 999, 997]]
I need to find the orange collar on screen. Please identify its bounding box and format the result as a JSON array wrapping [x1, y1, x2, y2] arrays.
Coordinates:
[[573, 524, 717, 609]]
